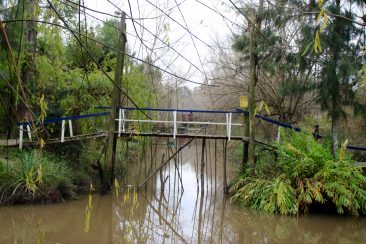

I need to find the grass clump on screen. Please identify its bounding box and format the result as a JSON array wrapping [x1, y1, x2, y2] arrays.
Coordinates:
[[0, 150, 76, 204], [230, 131, 366, 216]]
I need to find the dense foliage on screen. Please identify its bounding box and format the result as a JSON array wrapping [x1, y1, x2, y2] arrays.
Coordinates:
[[0, 0, 162, 200], [0, 150, 76, 204], [230, 131, 366, 216], [0, 1, 160, 137]]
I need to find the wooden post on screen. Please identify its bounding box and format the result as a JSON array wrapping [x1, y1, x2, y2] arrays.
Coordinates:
[[138, 136, 196, 190], [26, 124, 32, 141], [69, 120, 73, 137], [200, 138, 206, 195], [103, 12, 127, 194], [240, 96, 249, 173], [19, 125, 23, 150], [242, 113, 249, 171], [61, 120, 65, 143], [223, 139, 228, 194]]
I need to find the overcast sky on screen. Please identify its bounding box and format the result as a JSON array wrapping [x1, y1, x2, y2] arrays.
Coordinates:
[[84, 0, 239, 88]]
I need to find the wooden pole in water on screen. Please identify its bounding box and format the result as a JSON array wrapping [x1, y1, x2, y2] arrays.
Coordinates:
[[214, 126, 217, 188], [201, 138, 206, 195], [242, 112, 249, 173], [223, 139, 228, 194], [104, 12, 126, 194], [160, 153, 166, 192], [138, 136, 196, 190]]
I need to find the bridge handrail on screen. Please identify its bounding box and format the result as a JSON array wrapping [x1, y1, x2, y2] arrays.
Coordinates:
[[16, 112, 110, 126], [96, 106, 243, 114], [14, 107, 366, 152]]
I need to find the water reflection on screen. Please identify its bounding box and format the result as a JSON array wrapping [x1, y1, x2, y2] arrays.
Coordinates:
[[0, 140, 365, 243]]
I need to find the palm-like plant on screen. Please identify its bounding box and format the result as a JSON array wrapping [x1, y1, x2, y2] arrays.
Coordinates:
[[231, 131, 366, 216]]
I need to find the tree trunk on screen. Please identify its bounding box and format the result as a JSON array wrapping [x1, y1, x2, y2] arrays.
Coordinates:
[[331, 0, 341, 159], [18, 0, 37, 121], [331, 113, 339, 158], [248, 23, 257, 173], [242, 112, 249, 173], [248, 0, 263, 174], [103, 12, 126, 194]]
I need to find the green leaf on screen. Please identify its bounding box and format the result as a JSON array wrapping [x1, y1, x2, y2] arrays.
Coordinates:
[[39, 95, 48, 123], [301, 41, 313, 56]]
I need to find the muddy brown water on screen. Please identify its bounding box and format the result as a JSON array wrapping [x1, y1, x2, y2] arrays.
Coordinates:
[[0, 140, 365, 243]]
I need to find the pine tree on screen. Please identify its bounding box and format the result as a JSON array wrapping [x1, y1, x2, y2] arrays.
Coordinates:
[[300, 0, 365, 156]]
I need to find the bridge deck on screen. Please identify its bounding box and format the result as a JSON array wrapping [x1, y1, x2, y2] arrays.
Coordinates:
[[3, 131, 272, 148], [13, 107, 366, 152]]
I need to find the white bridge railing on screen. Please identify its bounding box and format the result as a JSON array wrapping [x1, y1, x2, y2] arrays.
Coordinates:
[[116, 109, 242, 141], [18, 120, 74, 149]]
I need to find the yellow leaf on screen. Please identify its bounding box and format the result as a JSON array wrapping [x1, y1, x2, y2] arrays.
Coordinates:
[[264, 103, 270, 115], [339, 139, 348, 161], [114, 178, 120, 197], [37, 162, 43, 184], [323, 11, 328, 29], [84, 206, 91, 232], [314, 30, 322, 53], [39, 95, 48, 123], [133, 190, 139, 210], [254, 101, 270, 116], [39, 138, 45, 148], [255, 101, 264, 116], [258, 101, 264, 112], [84, 185, 93, 232], [316, 9, 325, 24], [124, 186, 131, 203], [317, 0, 324, 7]]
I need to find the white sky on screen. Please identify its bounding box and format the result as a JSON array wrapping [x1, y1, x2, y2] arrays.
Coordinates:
[[84, 0, 239, 88]]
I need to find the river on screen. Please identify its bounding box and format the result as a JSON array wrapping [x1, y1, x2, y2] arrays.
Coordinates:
[[0, 139, 365, 243]]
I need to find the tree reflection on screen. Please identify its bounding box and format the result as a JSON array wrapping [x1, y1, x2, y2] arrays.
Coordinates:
[[1, 141, 365, 243]]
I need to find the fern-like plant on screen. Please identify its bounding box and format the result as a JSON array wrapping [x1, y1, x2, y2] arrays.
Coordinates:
[[230, 130, 366, 216]]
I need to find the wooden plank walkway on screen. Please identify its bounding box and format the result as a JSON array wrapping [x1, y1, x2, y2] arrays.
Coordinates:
[[1, 132, 108, 147], [1, 131, 272, 148], [0, 139, 18, 146]]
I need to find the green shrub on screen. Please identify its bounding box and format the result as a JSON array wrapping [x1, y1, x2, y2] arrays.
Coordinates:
[[0, 150, 76, 204], [230, 130, 366, 216]]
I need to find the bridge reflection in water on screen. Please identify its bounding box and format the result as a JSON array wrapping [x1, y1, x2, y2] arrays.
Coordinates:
[[0, 141, 365, 243]]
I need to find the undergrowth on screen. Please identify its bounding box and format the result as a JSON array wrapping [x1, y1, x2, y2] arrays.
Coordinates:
[[0, 150, 76, 204], [230, 131, 366, 216]]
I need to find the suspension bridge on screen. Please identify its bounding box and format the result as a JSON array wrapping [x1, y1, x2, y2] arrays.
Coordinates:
[[1, 107, 366, 153]]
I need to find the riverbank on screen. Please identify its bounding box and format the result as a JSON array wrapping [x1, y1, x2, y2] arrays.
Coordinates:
[[0, 149, 81, 204], [230, 131, 366, 216]]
